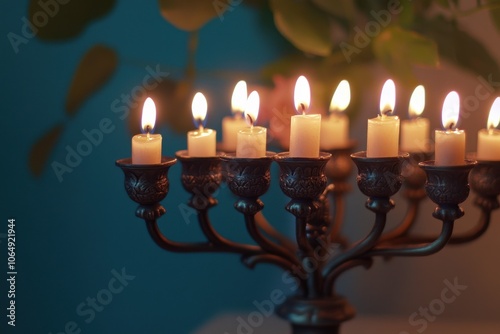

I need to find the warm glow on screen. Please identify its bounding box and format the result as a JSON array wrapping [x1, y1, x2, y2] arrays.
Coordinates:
[[488, 97, 500, 129], [409, 85, 425, 118], [442, 91, 460, 130], [141, 97, 156, 132], [231, 80, 247, 114], [294, 75, 311, 114], [192, 92, 208, 126], [379, 79, 396, 115], [330, 80, 350, 113], [244, 91, 260, 126]]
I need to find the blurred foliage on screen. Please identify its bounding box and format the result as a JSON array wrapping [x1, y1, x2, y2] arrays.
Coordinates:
[[28, 0, 500, 176]]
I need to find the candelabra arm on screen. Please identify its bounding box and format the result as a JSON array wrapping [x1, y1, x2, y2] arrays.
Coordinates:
[[255, 211, 297, 252], [323, 258, 374, 296], [366, 219, 454, 257], [384, 209, 491, 245], [322, 211, 387, 279], [379, 199, 421, 242], [197, 209, 262, 254], [245, 214, 301, 266], [145, 219, 215, 253]]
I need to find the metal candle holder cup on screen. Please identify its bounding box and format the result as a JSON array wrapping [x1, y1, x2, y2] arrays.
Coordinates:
[[175, 150, 223, 211], [468, 160, 500, 210], [221, 152, 275, 215], [115, 157, 177, 220], [419, 160, 477, 221]]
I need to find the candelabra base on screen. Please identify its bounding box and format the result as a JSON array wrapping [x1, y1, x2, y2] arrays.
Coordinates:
[[278, 296, 354, 334]]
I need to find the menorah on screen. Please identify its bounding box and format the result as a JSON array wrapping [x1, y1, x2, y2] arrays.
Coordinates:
[[116, 144, 499, 334]]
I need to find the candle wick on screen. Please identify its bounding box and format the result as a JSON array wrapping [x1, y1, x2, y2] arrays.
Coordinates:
[[198, 124, 204, 132], [246, 114, 254, 127], [300, 103, 306, 115], [448, 122, 454, 131]]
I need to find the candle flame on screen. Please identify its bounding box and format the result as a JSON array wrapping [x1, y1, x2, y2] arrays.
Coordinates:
[[442, 91, 460, 130], [141, 97, 156, 133], [192, 92, 208, 128], [294, 75, 311, 114], [244, 91, 260, 126], [409, 85, 425, 118], [488, 97, 500, 129], [231, 80, 247, 115], [330, 80, 350, 113], [379, 79, 396, 116]]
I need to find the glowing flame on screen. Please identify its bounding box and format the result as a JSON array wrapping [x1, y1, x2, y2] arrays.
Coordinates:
[[409, 85, 425, 118], [330, 80, 350, 113], [379, 79, 396, 116], [192, 92, 208, 127], [488, 97, 500, 129], [441, 91, 460, 130], [244, 91, 260, 126], [231, 80, 247, 114], [294, 75, 311, 114], [141, 97, 156, 132]]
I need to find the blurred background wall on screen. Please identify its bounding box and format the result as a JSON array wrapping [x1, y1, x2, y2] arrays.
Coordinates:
[[1, 1, 499, 333]]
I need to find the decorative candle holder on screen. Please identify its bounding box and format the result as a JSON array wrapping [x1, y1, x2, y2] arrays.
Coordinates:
[[116, 143, 499, 334], [419, 160, 477, 221], [175, 150, 223, 210], [115, 157, 177, 220]]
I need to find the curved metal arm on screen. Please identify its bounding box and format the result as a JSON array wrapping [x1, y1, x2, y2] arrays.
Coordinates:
[[245, 214, 301, 266], [366, 220, 454, 257], [254, 212, 297, 252], [322, 212, 387, 278], [379, 199, 421, 242], [197, 210, 262, 254], [146, 219, 261, 255], [323, 258, 373, 296], [379, 209, 491, 246], [328, 191, 348, 247]]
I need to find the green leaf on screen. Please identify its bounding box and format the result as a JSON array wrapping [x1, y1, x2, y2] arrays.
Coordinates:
[[65, 45, 118, 115], [490, 7, 500, 32], [414, 15, 500, 84], [158, 0, 228, 31], [29, 124, 64, 177], [373, 26, 438, 85], [29, 0, 115, 40], [310, 0, 356, 21], [270, 0, 333, 56]]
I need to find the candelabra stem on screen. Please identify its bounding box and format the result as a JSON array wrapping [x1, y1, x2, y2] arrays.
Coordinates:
[[322, 211, 387, 293], [329, 192, 346, 246], [296, 216, 323, 298]]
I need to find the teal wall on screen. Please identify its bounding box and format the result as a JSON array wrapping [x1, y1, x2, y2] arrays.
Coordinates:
[[0, 1, 297, 333]]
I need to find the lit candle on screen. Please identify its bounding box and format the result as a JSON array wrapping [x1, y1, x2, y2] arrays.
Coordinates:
[[187, 92, 216, 157], [132, 97, 162, 164], [320, 80, 350, 149], [222, 80, 249, 151], [236, 91, 267, 158], [367, 79, 400, 157], [477, 97, 500, 160], [400, 85, 430, 152], [435, 91, 465, 166], [289, 76, 321, 157]]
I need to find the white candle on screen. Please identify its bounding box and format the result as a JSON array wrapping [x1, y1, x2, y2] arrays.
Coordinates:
[[320, 80, 350, 149], [222, 80, 248, 151], [289, 76, 321, 157], [401, 85, 430, 152], [132, 98, 162, 164], [435, 91, 465, 166], [187, 92, 216, 157], [236, 91, 267, 158], [477, 97, 500, 160], [367, 79, 400, 157]]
